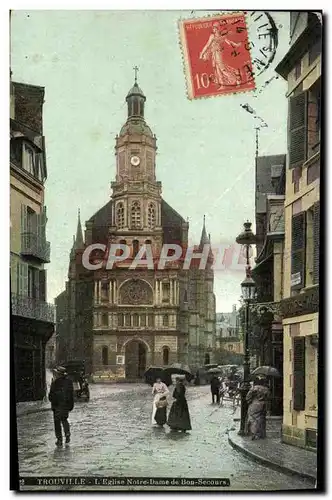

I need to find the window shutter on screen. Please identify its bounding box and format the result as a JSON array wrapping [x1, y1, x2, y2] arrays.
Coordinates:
[[291, 212, 306, 290], [16, 262, 21, 295], [39, 270, 46, 301], [293, 337, 305, 411], [313, 201, 320, 284], [289, 92, 307, 168], [21, 205, 28, 233], [17, 262, 28, 296]]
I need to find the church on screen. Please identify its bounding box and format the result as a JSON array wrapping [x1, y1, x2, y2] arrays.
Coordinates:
[[55, 73, 217, 380]]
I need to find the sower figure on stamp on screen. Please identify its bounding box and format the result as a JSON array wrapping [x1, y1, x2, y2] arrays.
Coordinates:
[[49, 366, 74, 447], [199, 22, 242, 89]]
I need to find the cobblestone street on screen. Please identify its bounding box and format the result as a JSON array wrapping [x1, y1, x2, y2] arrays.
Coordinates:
[[17, 384, 314, 491]]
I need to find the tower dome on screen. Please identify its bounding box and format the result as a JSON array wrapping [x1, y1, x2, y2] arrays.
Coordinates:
[[119, 66, 153, 137]]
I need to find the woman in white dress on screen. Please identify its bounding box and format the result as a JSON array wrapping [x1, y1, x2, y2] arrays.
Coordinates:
[[151, 377, 169, 426]]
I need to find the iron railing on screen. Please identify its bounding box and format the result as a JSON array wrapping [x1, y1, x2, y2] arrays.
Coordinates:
[[21, 232, 51, 263], [11, 293, 55, 323]]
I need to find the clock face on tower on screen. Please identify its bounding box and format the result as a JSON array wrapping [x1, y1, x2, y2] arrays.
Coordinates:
[[130, 155, 140, 166]]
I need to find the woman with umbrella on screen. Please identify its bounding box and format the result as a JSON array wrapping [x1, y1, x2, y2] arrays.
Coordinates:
[[167, 377, 192, 432], [246, 376, 270, 440], [151, 376, 169, 427]]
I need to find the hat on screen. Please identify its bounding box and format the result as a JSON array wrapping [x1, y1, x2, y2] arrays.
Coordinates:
[[54, 366, 67, 375]]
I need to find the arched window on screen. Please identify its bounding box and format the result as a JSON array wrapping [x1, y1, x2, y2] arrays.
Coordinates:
[[162, 346, 170, 366], [140, 315, 146, 327], [118, 313, 124, 327], [116, 203, 125, 229], [124, 314, 131, 327], [131, 201, 141, 229], [102, 313, 108, 326], [101, 281, 109, 301], [163, 314, 169, 327], [147, 203, 156, 229], [133, 313, 139, 327], [133, 239, 139, 258], [204, 353, 210, 364], [148, 314, 154, 327], [133, 98, 139, 115], [102, 346, 108, 366], [118, 239, 127, 257]]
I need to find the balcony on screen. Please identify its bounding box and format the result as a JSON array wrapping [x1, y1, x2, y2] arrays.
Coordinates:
[[280, 285, 319, 318], [11, 294, 55, 324], [21, 232, 51, 263]]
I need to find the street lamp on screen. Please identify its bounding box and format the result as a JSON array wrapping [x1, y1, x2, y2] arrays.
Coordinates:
[[236, 221, 256, 436]]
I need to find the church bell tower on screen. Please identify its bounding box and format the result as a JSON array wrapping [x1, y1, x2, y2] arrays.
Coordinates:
[[110, 68, 163, 252]]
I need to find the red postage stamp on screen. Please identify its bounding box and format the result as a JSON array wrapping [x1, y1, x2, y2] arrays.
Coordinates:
[[179, 12, 256, 99]]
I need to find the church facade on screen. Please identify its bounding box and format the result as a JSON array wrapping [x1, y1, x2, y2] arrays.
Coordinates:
[[55, 77, 216, 380]]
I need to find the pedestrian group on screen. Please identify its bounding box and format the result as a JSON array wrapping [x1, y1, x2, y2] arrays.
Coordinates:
[[151, 377, 192, 432], [48, 366, 269, 446]]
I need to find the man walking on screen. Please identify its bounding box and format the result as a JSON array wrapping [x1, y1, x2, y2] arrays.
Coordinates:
[[210, 375, 221, 404], [49, 366, 74, 447]]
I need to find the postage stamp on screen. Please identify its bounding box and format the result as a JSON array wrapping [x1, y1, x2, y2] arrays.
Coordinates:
[[179, 12, 256, 99]]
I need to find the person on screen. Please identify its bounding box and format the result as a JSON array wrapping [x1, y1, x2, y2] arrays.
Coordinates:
[[246, 377, 270, 440], [210, 375, 221, 404], [49, 366, 74, 447], [167, 377, 192, 432], [199, 22, 242, 89], [151, 377, 169, 426]]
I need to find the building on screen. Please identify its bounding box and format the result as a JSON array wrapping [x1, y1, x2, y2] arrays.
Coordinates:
[[251, 154, 286, 415], [276, 12, 321, 449], [215, 306, 243, 364], [55, 77, 216, 379], [216, 305, 240, 334], [10, 81, 55, 401]]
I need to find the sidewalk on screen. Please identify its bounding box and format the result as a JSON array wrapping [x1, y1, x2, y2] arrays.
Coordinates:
[[16, 400, 51, 417], [228, 431, 317, 483]]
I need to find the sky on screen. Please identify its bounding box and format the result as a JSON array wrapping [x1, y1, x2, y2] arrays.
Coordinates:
[[10, 10, 290, 312]]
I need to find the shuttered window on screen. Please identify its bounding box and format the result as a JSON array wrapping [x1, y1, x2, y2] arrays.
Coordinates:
[[293, 337, 305, 411], [291, 212, 306, 290], [313, 201, 320, 284], [21, 205, 28, 234], [289, 92, 307, 168], [39, 269, 46, 301], [17, 262, 28, 296]]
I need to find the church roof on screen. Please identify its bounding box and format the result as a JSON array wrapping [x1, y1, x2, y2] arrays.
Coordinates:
[[126, 82, 145, 99], [119, 119, 153, 137], [161, 200, 185, 226], [88, 200, 113, 225], [86, 198, 185, 244]]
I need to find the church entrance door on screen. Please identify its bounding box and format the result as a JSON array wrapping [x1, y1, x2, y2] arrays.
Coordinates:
[[125, 340, 147, 379]]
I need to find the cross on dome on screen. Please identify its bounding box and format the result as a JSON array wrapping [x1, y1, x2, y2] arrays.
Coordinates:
[[133, 65, 139, 83]]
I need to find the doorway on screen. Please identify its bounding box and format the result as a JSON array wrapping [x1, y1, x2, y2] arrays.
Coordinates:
[[125, 340, 147, 379]]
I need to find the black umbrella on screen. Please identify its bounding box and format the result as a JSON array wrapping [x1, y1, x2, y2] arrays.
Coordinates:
[[163, 363, 194, 382], [208, 367, 222, 374], [204, 364, 219, 370], [143, 367, 171, 386], [250, 366, 281, 378]]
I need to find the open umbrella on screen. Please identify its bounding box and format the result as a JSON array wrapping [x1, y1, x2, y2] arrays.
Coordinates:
[[144, 367, 171, 386], [250, 366, 281, 378], [163, 363, 193, 382], [208, 367, 222, 374], [204, 364, 219, 370]]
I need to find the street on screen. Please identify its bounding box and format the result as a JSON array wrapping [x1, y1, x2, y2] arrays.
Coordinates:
[[17, 384, 313, 491]]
